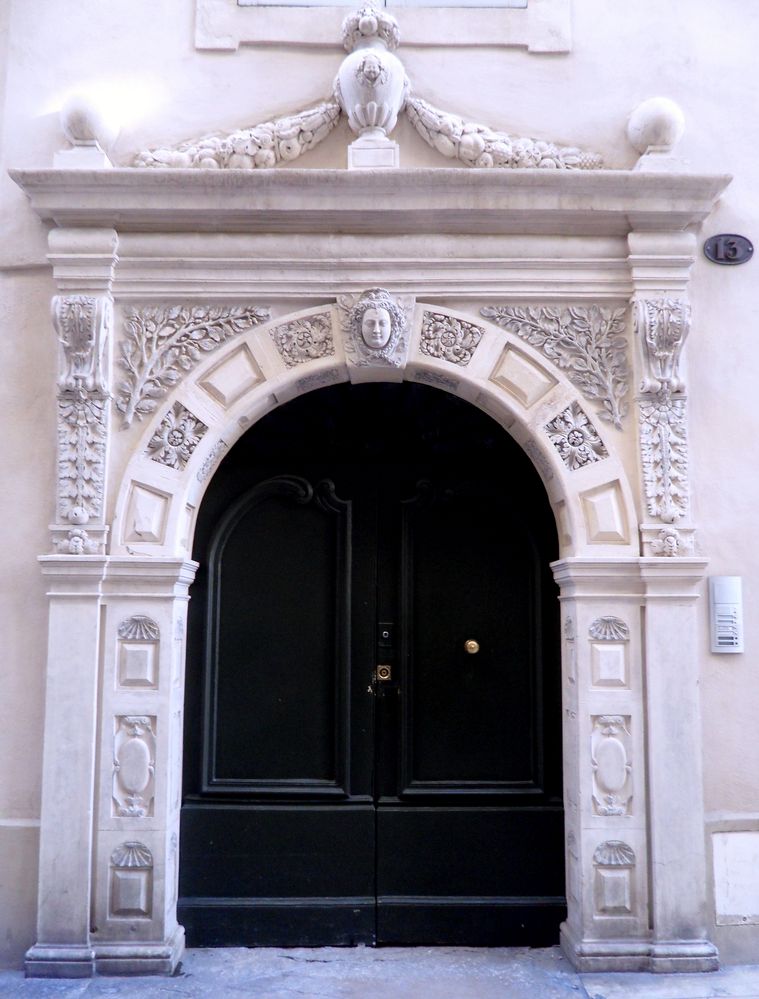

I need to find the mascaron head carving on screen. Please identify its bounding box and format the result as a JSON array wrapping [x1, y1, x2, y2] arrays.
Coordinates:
[[346, 288, 407, 365]]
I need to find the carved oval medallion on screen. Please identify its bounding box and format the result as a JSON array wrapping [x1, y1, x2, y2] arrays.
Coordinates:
[[595, 737, 628, 793], [118, 737, 152, 794]]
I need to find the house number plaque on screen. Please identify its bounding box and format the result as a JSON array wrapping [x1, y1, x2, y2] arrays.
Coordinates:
[[703, 234, 753, 265]]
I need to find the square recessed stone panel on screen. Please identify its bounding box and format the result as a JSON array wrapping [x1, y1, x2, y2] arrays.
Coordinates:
[[580, 480, 629, 545], [123, 483, 171, 545], [118, 643, 157, 688], [489, 345, 557, 408], [595, 868, 633, 915], [199, 343, 264, 408], [591, 642, 628, 687], [110, 869, 152, 918]]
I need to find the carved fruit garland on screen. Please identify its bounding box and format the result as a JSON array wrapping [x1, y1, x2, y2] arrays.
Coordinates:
[[482, 305, 629, 429], [116, 305, 270, 427]]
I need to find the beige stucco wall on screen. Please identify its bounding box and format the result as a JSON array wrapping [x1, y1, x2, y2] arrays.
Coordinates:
[[1, 0, 757, 967]]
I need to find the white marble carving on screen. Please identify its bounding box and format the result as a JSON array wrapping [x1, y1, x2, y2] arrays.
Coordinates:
[[593, 840, 635, 916], [580, 481, 629, 546], [639, 395, 688, 523], [589, 617, 630, 642], [646, 526, 694, 557], [415, 369, 459, 392], [295, 369, 341, 393], [420, 311, 484, 366], [482, 305, 629, 429], [123, 483, 171, 545], [113, 716, 156, 818], [546, 402, 608, 470], [116, 305, 270, 427], [335, 6, 408, 156], [635, 298, 690, 396], [406, 96, 603, 170], [147, 402, 208, 470], [118, 616, 160, 641], [197, 441, 229, 483], [134, 102, 341, 169], [338, 287, 410, 367], [109, 842, 153, 919], [591, 716, 633, 817], [488, 345, 557, 409], [54, 295, 110, 395], [53, 296, 112, 544], [269, 312, 335, 368]]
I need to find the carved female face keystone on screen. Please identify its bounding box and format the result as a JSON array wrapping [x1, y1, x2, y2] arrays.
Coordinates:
[[361, 307, 392, 349]]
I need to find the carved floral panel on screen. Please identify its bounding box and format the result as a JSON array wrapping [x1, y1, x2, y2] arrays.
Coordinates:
[[147, 402, 208, 470], [269, 312, 334, 368], [419, 311, 484, 366], [545, 402, 608, 470]]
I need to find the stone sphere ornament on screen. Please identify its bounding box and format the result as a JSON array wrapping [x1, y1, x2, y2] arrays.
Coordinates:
[[627, 97, 685, 155], [60, 93, 120, 151]]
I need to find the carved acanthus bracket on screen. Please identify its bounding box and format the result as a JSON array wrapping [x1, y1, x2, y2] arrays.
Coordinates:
[[482, 305, 629, 428], [52, 294, 112, 555], [634, 298, 691, 528], [338, 288, 413, 371], [132, 5, 603, 171], [636, 298, 690, 396]]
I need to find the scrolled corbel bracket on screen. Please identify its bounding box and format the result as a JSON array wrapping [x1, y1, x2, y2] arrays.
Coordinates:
[[49, 228, 119, 556]]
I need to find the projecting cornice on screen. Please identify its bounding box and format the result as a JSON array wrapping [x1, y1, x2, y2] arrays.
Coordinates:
[[10, 167, 731, 237]]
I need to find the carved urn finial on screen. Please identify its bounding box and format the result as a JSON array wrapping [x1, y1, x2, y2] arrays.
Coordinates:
[[336, 5, 407, 165]]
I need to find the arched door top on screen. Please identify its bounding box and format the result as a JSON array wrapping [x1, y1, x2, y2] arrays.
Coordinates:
[[112, 300, 637, 561]]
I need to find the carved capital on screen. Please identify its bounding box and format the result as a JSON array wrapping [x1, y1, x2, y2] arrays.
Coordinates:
[[635, 298, 690, 396]]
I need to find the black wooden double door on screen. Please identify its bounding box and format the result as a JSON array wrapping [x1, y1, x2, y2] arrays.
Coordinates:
[[180, 383, 564, 947]]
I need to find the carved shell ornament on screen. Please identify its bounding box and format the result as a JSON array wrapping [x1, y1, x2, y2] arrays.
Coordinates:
[[133, 5, 603, 171]]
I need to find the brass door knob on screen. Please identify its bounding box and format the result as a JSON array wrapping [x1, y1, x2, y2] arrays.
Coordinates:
[[464, 639, 480, 654]]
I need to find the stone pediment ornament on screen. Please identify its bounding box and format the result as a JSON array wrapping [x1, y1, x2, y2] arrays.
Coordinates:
[[133, 4, 602, 171]]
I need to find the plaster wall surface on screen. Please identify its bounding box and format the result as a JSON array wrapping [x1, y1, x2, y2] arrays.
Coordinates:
[[1, 0, 758, 968]]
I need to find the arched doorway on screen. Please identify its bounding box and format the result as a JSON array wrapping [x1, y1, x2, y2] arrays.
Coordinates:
[[178, 381, 564, 947]]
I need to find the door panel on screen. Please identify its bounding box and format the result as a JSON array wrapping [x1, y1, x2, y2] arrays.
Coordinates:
[[180, 382, 564, 947]]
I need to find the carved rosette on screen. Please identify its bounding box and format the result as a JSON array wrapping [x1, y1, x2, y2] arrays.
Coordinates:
[[591, 715, 632, 817], [52, 294, 112, 555], [147, 402, 208, 470], [338, 288, 411, 368], [269, 312, 335, 368], [420, 312, 484, 366], [116, 304, 270, 427], [481, 305, 629, 429], [545, 402, 608, 470]]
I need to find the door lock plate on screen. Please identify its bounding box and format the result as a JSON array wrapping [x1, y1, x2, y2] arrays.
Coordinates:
[[376, 664, 392, 682]]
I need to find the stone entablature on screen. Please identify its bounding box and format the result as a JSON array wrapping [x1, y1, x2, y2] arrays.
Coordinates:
[[11, 160, 729, 977]]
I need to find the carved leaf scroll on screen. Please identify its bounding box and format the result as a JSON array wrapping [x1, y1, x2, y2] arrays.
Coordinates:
[[481, 305, 629, 429], [406, 95, 603, 170], [269, 312, 335, 368], [420, 311, 484, 366], [134, 101, 341, 169], [639, 396, 689, 523], [116, 305, 270, 427]]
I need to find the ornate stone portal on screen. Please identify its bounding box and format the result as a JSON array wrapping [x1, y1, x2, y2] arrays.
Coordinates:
[[10, 2, 732, 981]]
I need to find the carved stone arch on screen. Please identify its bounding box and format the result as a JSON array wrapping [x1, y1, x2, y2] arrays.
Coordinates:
[[111, 300, 638, 562]]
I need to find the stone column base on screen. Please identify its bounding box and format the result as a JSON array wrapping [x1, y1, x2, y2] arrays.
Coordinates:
[[25, 944, 95, 978], [94, 926, 185, 976], [561, 922, 719, 973]]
